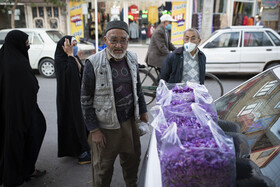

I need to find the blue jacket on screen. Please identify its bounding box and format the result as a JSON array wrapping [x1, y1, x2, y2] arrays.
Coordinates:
[[161, 46, 206, 84]]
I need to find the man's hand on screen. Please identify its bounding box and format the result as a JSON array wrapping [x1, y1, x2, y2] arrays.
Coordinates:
[[140, 112, 149, 123], [92, 130, 106, 148], [62, 38, 73, 56]]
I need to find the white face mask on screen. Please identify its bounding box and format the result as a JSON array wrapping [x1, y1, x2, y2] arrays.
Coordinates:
[[184, 42, 197, 53]]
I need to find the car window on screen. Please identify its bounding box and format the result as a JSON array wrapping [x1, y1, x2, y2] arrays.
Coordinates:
[[46, 30, 63, 43], [244, 32, 273, 47], [25, 32, 42, 45], [0, 32, 7, 44], [266, 31, 280, 46], [205, 32, 239, 48]]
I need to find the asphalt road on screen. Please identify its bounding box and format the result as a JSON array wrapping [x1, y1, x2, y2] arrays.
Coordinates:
[[19, 46, 254, 187], [18, 72, 252, 187]]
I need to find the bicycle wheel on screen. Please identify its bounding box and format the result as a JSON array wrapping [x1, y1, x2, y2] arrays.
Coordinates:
[[204, 72, 224, 101], [139, 69, 157, 105]]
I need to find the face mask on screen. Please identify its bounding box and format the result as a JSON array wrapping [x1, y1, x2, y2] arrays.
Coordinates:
[[184, 42, 196, 53], [165, 24, 172, 30], [26, 45, 30, 51], [73, 46, 78, 56]]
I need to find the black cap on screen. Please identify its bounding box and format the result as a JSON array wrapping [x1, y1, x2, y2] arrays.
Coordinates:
[[105, 21, 129, 35]]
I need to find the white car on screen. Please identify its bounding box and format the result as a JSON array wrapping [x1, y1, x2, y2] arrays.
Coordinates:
[[199, 26, 280, 74], [0, 28, 95, 78]]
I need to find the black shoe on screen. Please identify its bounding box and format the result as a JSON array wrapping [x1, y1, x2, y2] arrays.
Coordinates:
[[30, 169, 46, 178], [78, 152, 91, 165]]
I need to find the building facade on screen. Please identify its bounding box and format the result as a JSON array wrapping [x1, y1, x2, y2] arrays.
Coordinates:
[[0, 0, 279, 45]]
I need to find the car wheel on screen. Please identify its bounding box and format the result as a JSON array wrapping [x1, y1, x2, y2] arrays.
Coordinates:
[[39, 58, 55, 78], [265, 62, 280, 71]]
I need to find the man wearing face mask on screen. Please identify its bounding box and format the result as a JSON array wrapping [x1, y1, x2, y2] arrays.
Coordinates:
[[72, 37, 79, 57], [145, 14, 176, 69], [161, 28, 206, 84]]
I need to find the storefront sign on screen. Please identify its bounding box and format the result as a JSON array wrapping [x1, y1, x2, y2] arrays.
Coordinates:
[[234, 0, 254, 2], [262, 8, 279, 21], [129, 5, 139, 21], [261, 0, 279, 8], [171, 2, 187, 45], [69, 1, 84, 41]]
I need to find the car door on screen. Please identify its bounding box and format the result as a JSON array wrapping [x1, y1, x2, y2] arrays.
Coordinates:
[[240, 30, 277, 73], [26, 31, 44, 69], [201, 31, 241, 73]]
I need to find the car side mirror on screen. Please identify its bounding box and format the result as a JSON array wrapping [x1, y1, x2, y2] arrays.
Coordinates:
[[204, 41, 216, 48]]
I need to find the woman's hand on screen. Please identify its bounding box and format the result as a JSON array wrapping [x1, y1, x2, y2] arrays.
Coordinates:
[[63, 38, 81, 72], [62, 38, 73, 56]]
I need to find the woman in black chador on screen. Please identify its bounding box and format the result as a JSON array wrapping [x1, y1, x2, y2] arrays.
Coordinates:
[[54, 36, 91, 164], [0, 30, 46, 186]]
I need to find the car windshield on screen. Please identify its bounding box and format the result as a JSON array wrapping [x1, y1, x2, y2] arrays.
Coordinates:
[[200, 30, 218, 45], [46, 30, 63, 43], [215, 66, 280, 185]]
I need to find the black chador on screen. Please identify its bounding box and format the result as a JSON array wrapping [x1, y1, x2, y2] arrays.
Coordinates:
[[54, 36, 90, 158], [0, 30, 46, 186]]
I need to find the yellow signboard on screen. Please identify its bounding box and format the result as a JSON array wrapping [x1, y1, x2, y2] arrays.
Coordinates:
[[69, 1, 84, 41], [171, 2, 187, 45]]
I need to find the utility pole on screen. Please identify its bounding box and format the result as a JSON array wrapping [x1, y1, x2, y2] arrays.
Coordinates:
[[200, 0, 214, 40]]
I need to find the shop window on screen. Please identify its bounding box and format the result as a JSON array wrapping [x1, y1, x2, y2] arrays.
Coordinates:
[[192, 0, 203, 32], [244, 32, 273, 47], [232, 2, 254, 26]]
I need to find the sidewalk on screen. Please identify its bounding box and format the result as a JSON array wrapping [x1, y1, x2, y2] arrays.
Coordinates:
[[128, 44, 149, 65]]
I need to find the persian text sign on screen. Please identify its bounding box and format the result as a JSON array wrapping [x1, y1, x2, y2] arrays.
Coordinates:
[[69, 1, 84, 41], [171, 2, 187, 45], [261, 0, 279, 8]]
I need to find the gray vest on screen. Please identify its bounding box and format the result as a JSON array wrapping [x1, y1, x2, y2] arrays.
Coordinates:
[[88, 49, 139, 129]]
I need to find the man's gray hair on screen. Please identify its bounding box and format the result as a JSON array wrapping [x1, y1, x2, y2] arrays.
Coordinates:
[[183, 28, 201, 39]]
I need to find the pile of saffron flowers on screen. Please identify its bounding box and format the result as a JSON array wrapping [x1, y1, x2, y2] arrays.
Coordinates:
[[151, 81, 235, 187]]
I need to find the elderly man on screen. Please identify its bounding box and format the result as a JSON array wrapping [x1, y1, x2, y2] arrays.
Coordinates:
[[145, 14, 176, 68], [161, 28, 206, 84], [81, 21, 148, 187]]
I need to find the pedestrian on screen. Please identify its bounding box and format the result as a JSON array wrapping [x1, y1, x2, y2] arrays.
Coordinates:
[[145, 14, 176, 69], [0, 30, 46, 186], [255, 15, 264, 26], [72, 37, 79, 57], [161, 28, 206, 84], [81, 20, 148, 187], [54, 36, 91, 164]]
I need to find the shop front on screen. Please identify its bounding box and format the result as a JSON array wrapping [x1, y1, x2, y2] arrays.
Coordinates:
[[84, 0, 233, 49], [85, 0, 194, 49], [73, 0, 279, 49]]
